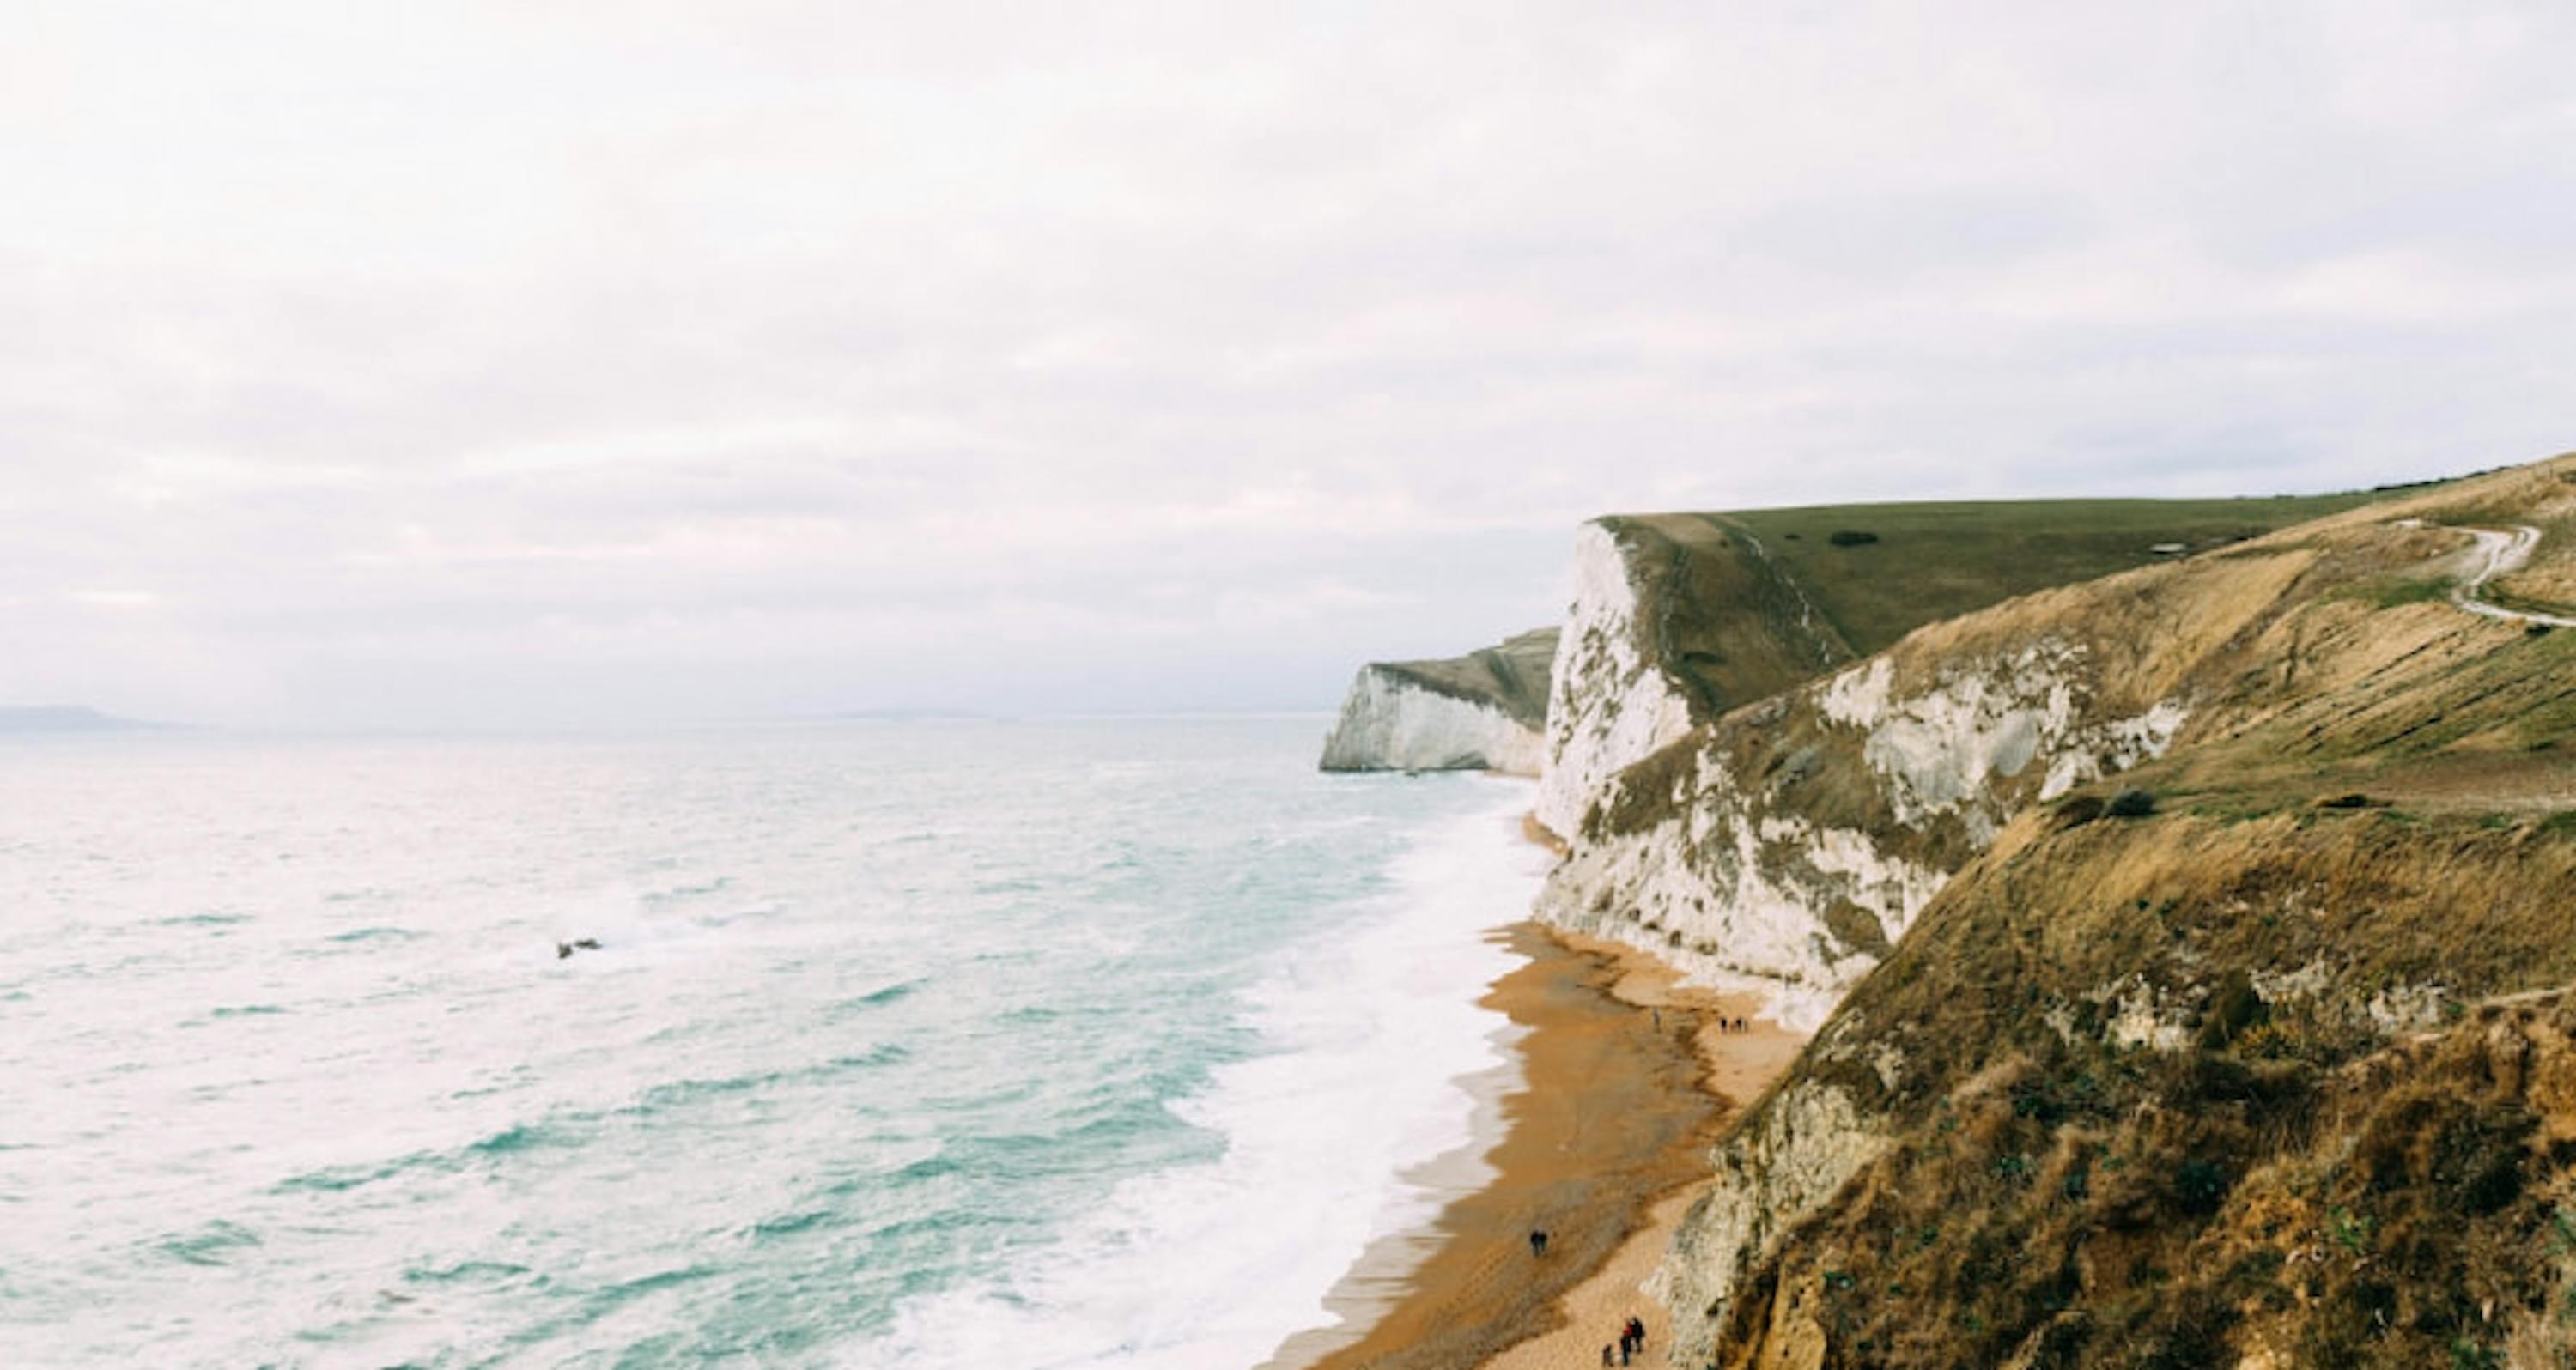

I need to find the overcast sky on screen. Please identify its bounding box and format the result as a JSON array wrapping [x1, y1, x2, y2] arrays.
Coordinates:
[[7, 2, 2573, 728]]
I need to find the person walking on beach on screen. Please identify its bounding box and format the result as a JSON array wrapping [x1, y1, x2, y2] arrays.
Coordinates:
[[1528, 1228, 1548, 1258], [1601, 1344, 1614, 1367], [1626, 1315, 1647, 1360]]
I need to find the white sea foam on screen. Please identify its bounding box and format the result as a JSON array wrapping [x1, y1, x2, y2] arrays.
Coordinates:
[[0, 722, 1526, 1367], [866, 780, 1549, 1370]]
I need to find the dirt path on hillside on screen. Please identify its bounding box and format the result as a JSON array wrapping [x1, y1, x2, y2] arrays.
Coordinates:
[[2447, 524, 2576, 628]]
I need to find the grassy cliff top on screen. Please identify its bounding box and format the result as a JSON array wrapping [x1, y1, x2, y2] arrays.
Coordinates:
[[1595, 488, 2408, 721], [1373, 627, 1559, 728], [1665, 457, 2576, 1367], [1717, 491, 2402, 655]]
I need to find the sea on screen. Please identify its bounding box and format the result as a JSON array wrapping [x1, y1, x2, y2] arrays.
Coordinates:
[[0, 718, 1548, 1368]]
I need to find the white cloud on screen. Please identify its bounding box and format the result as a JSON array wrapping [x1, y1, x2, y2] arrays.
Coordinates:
[[3, 0, 2573, 725], [67, 589, 164, 609]]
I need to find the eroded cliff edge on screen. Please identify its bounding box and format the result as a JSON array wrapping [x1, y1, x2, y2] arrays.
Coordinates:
[[1566, 458, 2576, 1365], [1529, 494, 2383, 842], [1318, 628, 1558, 775], [1329, 457, 2576, 1365]]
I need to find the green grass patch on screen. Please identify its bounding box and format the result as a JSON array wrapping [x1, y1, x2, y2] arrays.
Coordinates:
[[2474, 585, 2576, 621], [2348, 574, 2453, 609], [1720, 493, 2391, 656]]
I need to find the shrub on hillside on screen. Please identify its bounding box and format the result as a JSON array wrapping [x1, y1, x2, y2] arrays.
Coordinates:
[[2170, 1158, 2230, 1215], [2107, 787, 2157, 818], [2196, 970, 2269, 1051], [2051, 794, 2107, 827]]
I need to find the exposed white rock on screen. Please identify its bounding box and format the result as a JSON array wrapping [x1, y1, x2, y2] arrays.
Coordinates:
[[1649, 1081, 1891, 1362], [2251, 961, 2335, 1003], [2367, 983, 2451, 1034], [1819, 640, 2190, 827], [1866, 1041, 1906, 1092], [1536, 523, 1697, 839], [1317, 667, 1546, 775], [1540, 638, 2190, 1033], [1796, 819, 1951, 947], [2040, 699, 2190, 801], [2096, 974, 2194, 1052], [1816, 656, 1894, 729], [1540, 753, 1946, 1032]]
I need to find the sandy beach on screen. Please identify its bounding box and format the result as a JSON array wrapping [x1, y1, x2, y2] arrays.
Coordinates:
[[1265, 921, 1805, 1370]]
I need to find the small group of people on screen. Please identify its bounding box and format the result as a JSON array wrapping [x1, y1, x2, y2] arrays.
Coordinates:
[[1601, 1314, 1646, 1365], [1525, 1231, 1645, 1363], [1713, 1015, 1753, 1034]]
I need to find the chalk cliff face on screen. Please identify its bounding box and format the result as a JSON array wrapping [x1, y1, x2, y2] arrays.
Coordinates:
[[1485, 480, 2551, 1031], [1527, 465, 2576, 1028], [1528, 493, 2391, 843], [1318, 665, 1547, 775], [1318, 628, 1557, 775], [1535, 557, 2274, 1028], [1625, 459, 2576, 1365], [1333, 453, 2576, 1364], [1534, 512, 1878, 840], [1535, 524, 1705, 836]]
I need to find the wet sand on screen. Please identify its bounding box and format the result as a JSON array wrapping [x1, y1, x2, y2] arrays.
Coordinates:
[[1480, 933, 1805, 1370], [1264, 923, 1805, 1370]]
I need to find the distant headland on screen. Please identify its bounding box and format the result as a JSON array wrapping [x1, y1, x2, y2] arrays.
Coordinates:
[[0, 706, 174, 733]]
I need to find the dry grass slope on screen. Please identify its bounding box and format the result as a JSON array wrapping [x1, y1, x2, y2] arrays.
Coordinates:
[[1591, 491, 2396, 736], [1667, 455, 2576, 1367], [1722, 492, 2395, 658], [1716, 809, 2576, 1368]]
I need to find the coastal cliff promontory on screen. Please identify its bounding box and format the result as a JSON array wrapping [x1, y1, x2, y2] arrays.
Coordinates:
[[1325, 455, 2576, 1365], [1529, 496, 2385, 844], [1535, 518, 1844, 839], [1318, 628, 1558, 775], [1668, 458, 2576, 1366]]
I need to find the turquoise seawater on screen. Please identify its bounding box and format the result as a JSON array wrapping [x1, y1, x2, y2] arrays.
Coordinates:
[[0, 719, 1543, 1367]]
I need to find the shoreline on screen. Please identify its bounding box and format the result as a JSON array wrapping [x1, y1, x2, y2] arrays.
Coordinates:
[[1477, 931, 1805, 1369], [1264, 920, 1805, 1370]]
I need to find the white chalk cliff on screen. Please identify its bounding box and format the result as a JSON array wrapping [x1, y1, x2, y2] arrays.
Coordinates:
[[1521, 524, 2366, 1364], [1534, 523, 1700, 839], [1504, 506, 2335, 1029], [1318, 628, 1558, 776], [1318, 665, 1548, 775], [1539, 631, 2196, 1029], [1322, 460, 2576, 1365]]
